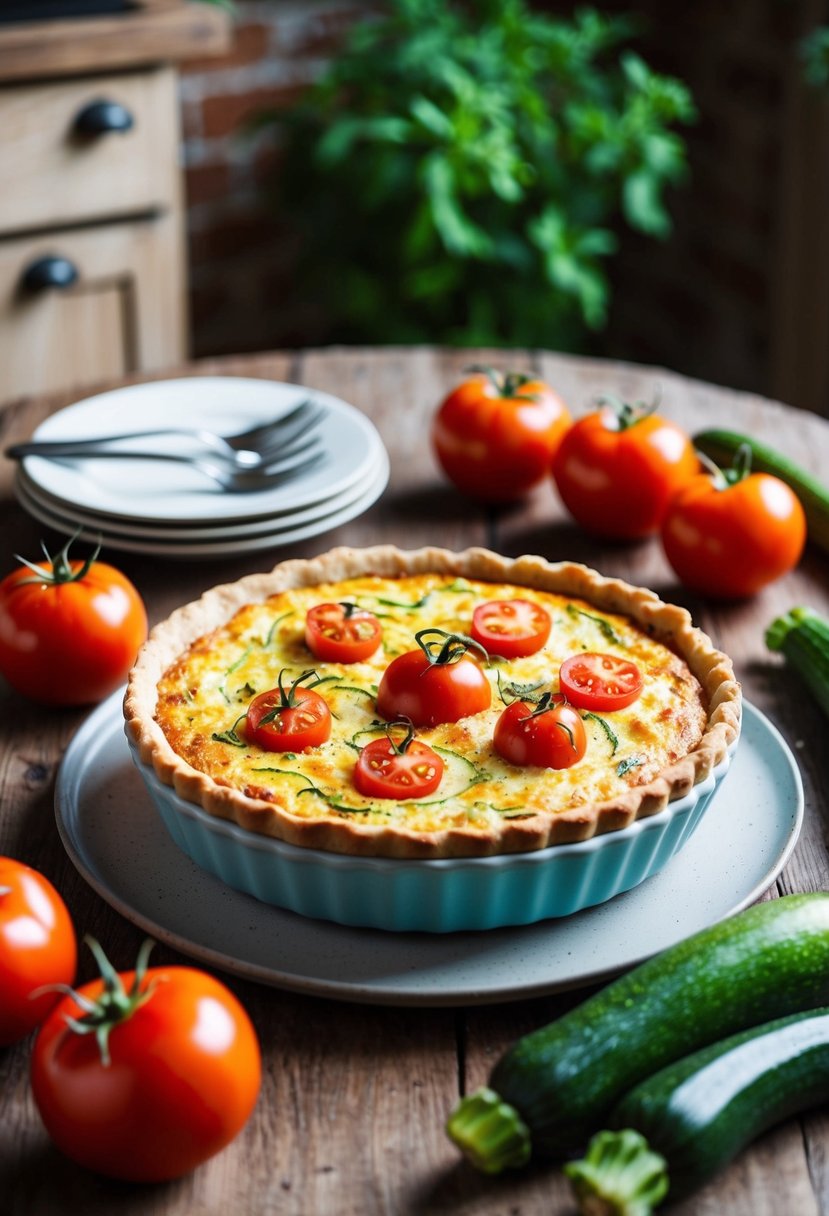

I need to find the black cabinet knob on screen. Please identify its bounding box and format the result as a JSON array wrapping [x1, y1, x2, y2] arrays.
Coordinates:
[[21, 256, 79, 293], [73, 99, 135, 136]]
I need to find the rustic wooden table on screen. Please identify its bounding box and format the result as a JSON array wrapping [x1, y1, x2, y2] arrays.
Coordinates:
[[2, 346, 828, 1215]]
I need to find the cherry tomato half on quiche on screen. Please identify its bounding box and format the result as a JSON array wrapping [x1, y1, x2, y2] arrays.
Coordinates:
[[559, 653, 644, 712], [661, 448, 807, 599], [494, 695, 587, 769], [354, 719, 444, 800], [432, 367, 571, 502], [245, 669, 331, 752], [31, 939, 261, 1182], [375, 630, 491, 727], [0, 857, 77, 1046], [552, 396, 698, 539], [471, 599, 551, 659], [305, 601, 382, 663], [0, 535, 148, 706]]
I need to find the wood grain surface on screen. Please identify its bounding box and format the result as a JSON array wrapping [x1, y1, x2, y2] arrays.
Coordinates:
[[0, 1, 230, 83], [1, 346, 828, 1215]]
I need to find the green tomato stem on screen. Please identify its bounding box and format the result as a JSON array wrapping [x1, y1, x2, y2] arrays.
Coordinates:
[[694, 443, 754, 490], [596, 394, 658, 431], [14, 530, 101, 586], [465, 365, 535, 399], [415, 628, 489, 666], [37, 936, 158, 1067]]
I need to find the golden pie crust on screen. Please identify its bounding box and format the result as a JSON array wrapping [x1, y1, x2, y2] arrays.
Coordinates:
[[124, 546, 741, 858]]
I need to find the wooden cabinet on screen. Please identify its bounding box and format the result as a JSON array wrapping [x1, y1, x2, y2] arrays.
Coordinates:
[[0, 210, 185, 397], [0, 2, 229, 403]]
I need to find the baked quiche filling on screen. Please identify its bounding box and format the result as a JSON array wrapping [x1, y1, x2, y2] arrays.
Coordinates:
[[152, 571, 709, 845]]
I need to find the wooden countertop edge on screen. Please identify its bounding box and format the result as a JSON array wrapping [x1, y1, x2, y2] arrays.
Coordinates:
[[0, 2, 231, 83]]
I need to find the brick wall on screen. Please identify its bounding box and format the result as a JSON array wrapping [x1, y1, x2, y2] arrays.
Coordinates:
[[179, 0, 827, 411], [179, 0, 373, 358]]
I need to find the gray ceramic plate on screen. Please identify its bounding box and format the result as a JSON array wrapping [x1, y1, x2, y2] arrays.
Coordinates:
[[55, 694, 803, 1006]]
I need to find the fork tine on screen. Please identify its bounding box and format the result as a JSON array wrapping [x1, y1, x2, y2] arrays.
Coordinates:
[[257, 440, 325, 476], [230, 429, 321, 469], [245, 414, 327, 463], [227, 448, 325, 492], [227, 398, 320, 451], [252, 404, 326, 453]]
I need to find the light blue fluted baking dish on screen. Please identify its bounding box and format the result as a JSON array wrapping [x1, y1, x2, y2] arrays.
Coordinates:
[[126, 730, 738, 933]]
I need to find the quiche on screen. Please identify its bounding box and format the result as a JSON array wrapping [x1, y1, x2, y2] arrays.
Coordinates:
[[124, 546, 741, 859]]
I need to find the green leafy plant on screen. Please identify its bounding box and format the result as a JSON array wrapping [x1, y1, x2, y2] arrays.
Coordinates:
[[270, 0, 695, 348], [801, 26, 829, 87]]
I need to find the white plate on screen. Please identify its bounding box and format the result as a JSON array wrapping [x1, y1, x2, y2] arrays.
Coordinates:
[[16, 445, 387, 540], [16, 451, 390, 559], [55, 696, 803, 1006], [21, 378, 385, 525]]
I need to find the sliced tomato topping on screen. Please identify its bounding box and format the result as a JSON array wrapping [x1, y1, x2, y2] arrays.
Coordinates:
[[354, 734, 444, 800], [245, 671, 331, 752], [559, 652, 644, 712], [470, 599, 552, 658], [305, 602, 382, 663]]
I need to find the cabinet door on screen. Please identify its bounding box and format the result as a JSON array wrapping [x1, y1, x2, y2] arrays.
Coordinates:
[[0, 214, 186, 400]]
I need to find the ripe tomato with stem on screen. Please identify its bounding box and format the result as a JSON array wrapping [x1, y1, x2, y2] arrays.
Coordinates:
[[552, 395, 698, 539], [31, 937, 261, 1182], [494, 693, 587, 770], [661, 446, 807, 598], [432, 367, 571, 502], [376, 629, 491, 727], [0, 534, 147, 706]]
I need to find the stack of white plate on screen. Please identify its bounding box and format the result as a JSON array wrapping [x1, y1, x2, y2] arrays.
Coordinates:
[[13, 377, 389, 559]]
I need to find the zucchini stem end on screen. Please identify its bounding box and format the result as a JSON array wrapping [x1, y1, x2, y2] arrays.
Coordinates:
[[564, 1128, 669, 1216], [445, 1086, 531, 1173]]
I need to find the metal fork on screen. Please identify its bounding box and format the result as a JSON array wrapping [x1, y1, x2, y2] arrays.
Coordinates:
[[6, 427, 325, 474], [5, 397, 326, 470], [17, 445, 327, 493]]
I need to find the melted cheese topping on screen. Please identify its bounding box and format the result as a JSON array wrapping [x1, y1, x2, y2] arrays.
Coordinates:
[[156, 574, 706, 835]]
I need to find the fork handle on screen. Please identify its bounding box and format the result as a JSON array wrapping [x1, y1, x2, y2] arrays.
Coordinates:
[[5, 443, 206, 464], [6, 437, 200, 460]]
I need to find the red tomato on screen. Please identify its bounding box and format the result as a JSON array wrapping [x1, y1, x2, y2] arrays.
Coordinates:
[[305, 601, 382, 663], [552, 399, 699, 539], [559, 653, 644, 711], [245, 671, 331, 752], [354, 723, 444, 799], [30, 940, 261, 1182], [0, 857, 77, 1046], [0, 536, 148, 706], [376, 630, 491, 727], [432, 368, 571, 502], [471, 599, 551, 658], [661, 468, 807, 598], [494, 697, 587, 769]]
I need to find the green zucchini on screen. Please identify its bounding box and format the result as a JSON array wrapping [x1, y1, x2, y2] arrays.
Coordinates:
[[446, 894, 829, 1172], [565, 1007, 829, 1214], [693, 428, 829, 551], [766, 607, 829, 721]]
